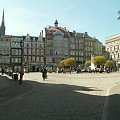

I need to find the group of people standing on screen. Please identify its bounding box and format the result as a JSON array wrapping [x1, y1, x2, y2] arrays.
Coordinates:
[[1, 67, 47, 81]]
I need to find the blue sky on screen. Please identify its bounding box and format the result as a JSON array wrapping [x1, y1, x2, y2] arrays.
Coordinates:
[[0, 0, 120, 44]]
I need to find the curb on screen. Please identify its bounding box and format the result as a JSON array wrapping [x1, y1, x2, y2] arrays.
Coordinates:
[[101, 83, 119, 120]]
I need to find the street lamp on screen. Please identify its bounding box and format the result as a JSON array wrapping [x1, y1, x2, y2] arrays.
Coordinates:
[[42, 30, 46, 68], [117, 10, 120, 20], [43, 38, 46, 68], [19, 40, 24, 84]]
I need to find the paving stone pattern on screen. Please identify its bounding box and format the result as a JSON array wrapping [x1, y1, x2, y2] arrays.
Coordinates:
[[0, 72, 120, 120]]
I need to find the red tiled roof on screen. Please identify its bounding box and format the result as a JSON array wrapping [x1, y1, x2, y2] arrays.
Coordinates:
[[58, 27, 68, 33], [46, 26, 57, 32], [46, 26, 68, 33], [45, 26, 69, 37]]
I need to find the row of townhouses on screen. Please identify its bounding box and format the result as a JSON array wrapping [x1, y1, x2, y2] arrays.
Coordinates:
[[0, 10, 105, 72]]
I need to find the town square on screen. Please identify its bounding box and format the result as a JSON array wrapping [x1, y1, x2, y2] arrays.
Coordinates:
[[0, 0, 120, 120], [0, 71, 120, 120]]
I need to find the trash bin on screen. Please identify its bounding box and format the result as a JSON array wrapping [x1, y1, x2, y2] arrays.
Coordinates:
[[14, 74, 18, 80]]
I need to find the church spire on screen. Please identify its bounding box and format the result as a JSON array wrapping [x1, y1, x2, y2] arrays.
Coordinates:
[[1, 9, 5, 27], [0, 9, 5, 35]]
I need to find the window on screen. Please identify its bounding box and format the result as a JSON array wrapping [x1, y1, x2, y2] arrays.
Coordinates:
[[29, 49, 31, 55], [117, 45, 119, 50], [32, 56, 35, 62], [64, 51, 68, 56], [37, 49, 40, 55], [114, 54, 115, 58], [79, 51, 83, 56], [36, 57, 40, 62], [118, 53, 119, 58], [70, 51, 75, 55], [110, 47, 112, 51], [11, 58, 21, 64], [24, 49, 27, 55], [114, 46, 115, 50], [33, 37, 36, 41], [41, 50, 44, 55], [28, 56, 31, 62], [24, 57, 27, 63], [41, 57, 44, 62], [32, 49, 35, 55]]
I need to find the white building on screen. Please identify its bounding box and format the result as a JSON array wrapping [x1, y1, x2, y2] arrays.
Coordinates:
[[105, 33, 120, 68]]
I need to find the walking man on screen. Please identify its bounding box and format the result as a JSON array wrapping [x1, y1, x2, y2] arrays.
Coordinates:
[[42, 68, 47, 80]]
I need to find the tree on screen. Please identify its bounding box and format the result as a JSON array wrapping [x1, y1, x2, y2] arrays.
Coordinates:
[[105, 60, 113, 67], [59, 60, 65, 67], [93, 56, 106, 66], [67, 58, 76, 66], [85, 60, 91, 67], [59, 58, 76, 67]]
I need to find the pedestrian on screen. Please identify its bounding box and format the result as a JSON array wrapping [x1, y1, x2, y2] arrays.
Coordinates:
[[42, 68, 47, 80], [106, 66, 110, 73], [19, 71, 24, 84], [1, 68, 4, 75]]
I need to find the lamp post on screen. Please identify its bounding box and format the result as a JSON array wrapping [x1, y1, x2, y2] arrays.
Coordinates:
[[117, 10, 120, 20], [19, 40, 24, 84], [41, 29, 47, 80], [42, 30, 46, 68], [43, 38, 46, 68]]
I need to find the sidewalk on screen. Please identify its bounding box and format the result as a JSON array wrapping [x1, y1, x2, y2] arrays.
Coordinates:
[[102, 83, 120, 120], [0, 74, 33, 104], [0, 74, 9, 90]]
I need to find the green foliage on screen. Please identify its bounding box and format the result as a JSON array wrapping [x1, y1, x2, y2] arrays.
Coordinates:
[[85, 60, 91, 67], [105, 60, 113, 67], [93, 56, 106, 65], [59, 57, 76, 67], [59, 60, 65, 67]]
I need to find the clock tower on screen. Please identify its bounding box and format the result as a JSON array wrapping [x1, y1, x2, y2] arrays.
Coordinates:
[[54, 20, 58, 28]]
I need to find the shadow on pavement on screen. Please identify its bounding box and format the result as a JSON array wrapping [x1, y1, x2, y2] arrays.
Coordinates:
[[104, 94, 120, 120], [0, 75, 33, 103], [0, 75, 119, 120]]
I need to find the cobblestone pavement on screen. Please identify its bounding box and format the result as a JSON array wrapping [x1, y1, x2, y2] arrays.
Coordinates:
[[103, 84, 120, 120], [0, 72, 120, 120], [0, 75, 33, 104]]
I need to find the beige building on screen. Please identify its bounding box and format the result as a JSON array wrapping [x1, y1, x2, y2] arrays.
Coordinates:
[[0, 35, 11, 66], [45, 20, 70, 67], [69, 31, 102, 64], [23, 34, 44, 72], [44, 20, 103, 66], [105, 33, 120, 68], [94, 38, 103, 56]]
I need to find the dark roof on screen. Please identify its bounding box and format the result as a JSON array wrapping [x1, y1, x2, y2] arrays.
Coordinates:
[[54, 20, 58, 24]]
